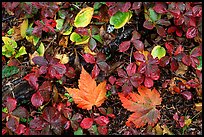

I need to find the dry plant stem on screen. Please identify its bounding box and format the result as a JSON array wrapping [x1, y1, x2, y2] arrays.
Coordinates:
[[45, 34, 57, 52]]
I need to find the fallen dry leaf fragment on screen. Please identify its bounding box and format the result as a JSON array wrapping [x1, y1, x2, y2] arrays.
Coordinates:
[[64, 66, 107, 110], [118, 86, 162, 128]]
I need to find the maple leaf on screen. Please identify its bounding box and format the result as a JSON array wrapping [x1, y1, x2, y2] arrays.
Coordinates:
[[64, 66, 107, 110], [118, 86, 162, 128]]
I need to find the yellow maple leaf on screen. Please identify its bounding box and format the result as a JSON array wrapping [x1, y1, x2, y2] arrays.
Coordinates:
[[64, 66, 107, 110]]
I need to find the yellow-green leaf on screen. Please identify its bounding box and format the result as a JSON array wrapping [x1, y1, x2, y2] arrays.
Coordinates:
[[63, 26, 73, 35], [2, 37, 17, 48], [37, 42, 45, 56], [20, 19, 28, 38], [110, 11, 132, 29], [15, 46, 27, 58], [70, 32, 90, 45], [56, 19, 64, 31], [151, 45, 166, 60], [74, 7, 94, 28]]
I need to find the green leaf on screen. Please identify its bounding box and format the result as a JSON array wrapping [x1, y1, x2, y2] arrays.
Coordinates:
[[2, 37, 17, 49], [2, 107, 8, 113], [88, 125, 99, 135], [197, 56, 202, 70], [15, 46, 27, 58], [151, 45, 166, 59], [74, 7, 94, 28], [110, 11, 132, 29], [94, 2, 106, 10], [74, 127, 83, 135], [2, 66, 19, 79], [37, 42, 45, 56], [70, 32, 90, 45], [92, 34, 103, 44], [56, 19, 64, 31], [149, 8, 161, 22], [7, 28, 14, 35], [58, 10, 66, 19], [63, 26, 73, 35], [33, 35, 40, 46]]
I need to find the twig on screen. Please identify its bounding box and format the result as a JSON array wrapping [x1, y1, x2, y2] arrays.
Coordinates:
[[130, 46, 133, 64], [45, 34, 57, 52]]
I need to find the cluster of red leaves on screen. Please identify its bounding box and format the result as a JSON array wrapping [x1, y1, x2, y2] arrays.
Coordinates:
[[119, 30, 144, 52], [106, 2, 142, 16], [2, 97, 29, 135], [32, 19, 56, 37], [83, 53, 110, 79]]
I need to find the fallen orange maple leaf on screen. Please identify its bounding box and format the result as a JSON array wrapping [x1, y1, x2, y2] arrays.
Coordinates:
[[118, 86, 162, 128], [64, 66, 107, 110]]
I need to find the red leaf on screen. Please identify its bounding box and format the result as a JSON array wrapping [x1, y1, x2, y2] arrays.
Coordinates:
[[153, 2, 167, 14], [132, 40, 144, 51], [133, 51, 146, 62], [6, 116, 19, 132], [132, 2, 142, 10], [156, 19, 171, 26], [179, 116, 185, 128], [64, 120, 71, 130], [94, 116, 110, 126], [170, 59, 178, 71], [39, 66, 48, 75], [117, 68, 127, 78], [91, 64, 100, 79], [30, 116, 47, 130], [165, 42, 174, 55], [186, 27, 198, 39], [119, 41, 131, 52], [159, 56, 170, 67], [6, 97, 17, 113], [174, 16, 184, 26], [15, 124, 26, 135], [83, 53, 96, 64], [31, 91, 44, 107], [107, 113, 116, 118], [2, 128, 7, 135], [176, 28, 183, 37], [80, 118, 93, 129], [188, 17, 196, 27], [122, 83, 133, 95], [174, 45, 184, 56], [181, 91, 193, 100], [182, 54, 191, 66], [191, 46, 202, 57], [48, 62, 66, 79], [192, 5, 202, 17], [65, 65, 76, 78], [23, 73, 39, 90], [98, 107, 107, 115], [144, 77, 154, 88], [126, 63, 136, 76], [97, 61, 110, 72], [131, 30, 141, 40], [120, 2, 131, 12], [137, 62, 146, 74], [12, 106, 29, 118], [143, 20, 154, 30], [75, 27, 89, 36], [173, 112, 179, 121], [168, 9, 180, 18], [156, 25, 166, 37], [167, 26, 177, 33], [98, 126, 108, 135], [186, 79, 200, 88], [108, 76, 116, 85]]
